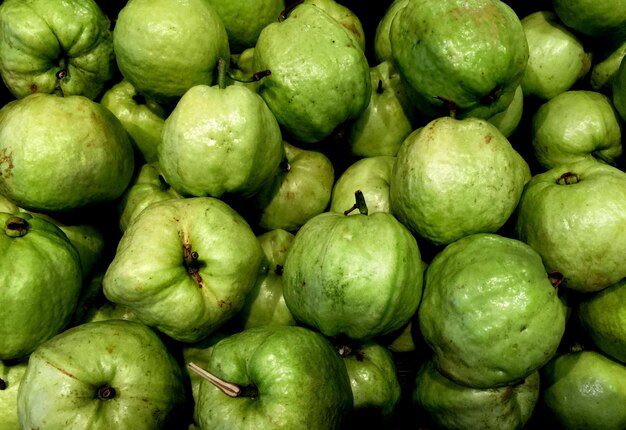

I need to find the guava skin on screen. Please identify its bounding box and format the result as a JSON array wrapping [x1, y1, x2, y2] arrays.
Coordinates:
[[530, 90, 622, 169], [514, 159, 626, 293], [0, 360, 28, 430], [330, 155, 395, 215], [158, 83, 284, 199], [389, 116, 531, 246], [578, 278, 626, 364], [0, 213, 82, 361], [237, 228, 297, 330], [116, 162, 184, 232], [413, 360, 540, 430], [418, 233, 568, 389], [282, 208, 424, 341], [0, 93, 135, 212], [390, 0, 529, 119], [103, 197, 264, 343], [113, 0, 230, 104], [541, 350, 626, 429], [253, 3, 371, 144], [195, 325, 353, 430], [521, 11, 592, 101], [100, 79, 168, 164], [16, 320, 187, 430], [341, 341, 402, 424], [0, 0, 115, 99], [245, 142, 335, 233]]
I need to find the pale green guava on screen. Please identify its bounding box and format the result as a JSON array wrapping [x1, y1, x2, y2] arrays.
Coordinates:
[[0, 213, 82, 360], [514, 159, 626, 293], [253, 2, 371, 144], [0, 93, 135, 212], [418, 233, 568, 388], [531, 90, 623, 169], [389, 116, 530, 246]]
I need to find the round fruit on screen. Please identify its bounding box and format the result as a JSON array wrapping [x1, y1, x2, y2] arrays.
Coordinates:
[[418, 233, 568, 388], [0, 93, 135, 212]]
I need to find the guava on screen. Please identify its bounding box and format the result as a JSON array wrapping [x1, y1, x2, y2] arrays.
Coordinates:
[[103, 197, 264, 343], [541, 350, 626, 429], [253, 2, 371, 144], [390, 0, 528, 119], [0, 360, 28, 430], [207, 0, 285, 53], [100, 79, 168, 164], [193, 325, 353, 429], [0, 0, 114, 99], [0, 212, 82, 360], [0, 92, 135, 212], [514, 159, 626, 293], [348, 61, 417, 157], [530, 90, 623, 169], [339, 340, 402, 425], [243, 142, 335, 233], [578, 278, 626, 363], [236, 228, 297, 330], [282, 192, 424, 341], [521, 11, 592, 100], [413, 359, 540, 429], [330, 155, 395, 215], [552, 0, 626, 36], [17, 319, 187, 429], [113, 0, 230, 103], [158, 81, 284, 199], [389, 116, 530, 246], [418, 233, 568, 388]]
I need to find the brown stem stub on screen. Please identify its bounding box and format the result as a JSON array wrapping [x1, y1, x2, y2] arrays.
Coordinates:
[[97, 384, 116, 400], [279, 0, 304, 21], [557, 172, 579, 185], [548, 272, 564, 288], [5, 216, 29, 237], [183, 242, 204, 288]]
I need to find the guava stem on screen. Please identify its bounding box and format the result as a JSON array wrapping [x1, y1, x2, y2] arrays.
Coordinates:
[[279, 0, 304, 21], [217, 58, 229, 90], [557, 172, 579, 185], [548, 272, 564, 288], [187, 362, 242, 397], [343, 190, 368, 216], [5, 216, 29, 237], [435, 96, 458, 118]]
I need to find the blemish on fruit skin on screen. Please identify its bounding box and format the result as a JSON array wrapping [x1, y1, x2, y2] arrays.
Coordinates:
[[30, 83, 38, 93], [0, 149, 14, 178], [484, 134, 493, 144]]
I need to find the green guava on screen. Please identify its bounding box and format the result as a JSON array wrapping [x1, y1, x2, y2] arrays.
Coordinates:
[[390, 0, 528, 119], [418, 233, 568, 388], [0, 212, 82, 360]]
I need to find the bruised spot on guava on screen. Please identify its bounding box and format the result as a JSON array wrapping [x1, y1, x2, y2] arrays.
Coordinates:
[[217, 299, 232, 308], [0, 149, 14, 178], [30, 83, 38, 93], [485, 134, 493, 144]]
